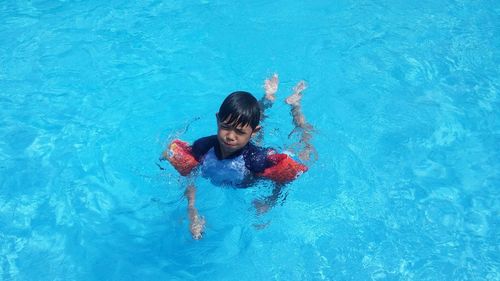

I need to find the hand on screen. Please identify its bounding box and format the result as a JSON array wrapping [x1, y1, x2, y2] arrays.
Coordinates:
[[159, 149, 169, 161]]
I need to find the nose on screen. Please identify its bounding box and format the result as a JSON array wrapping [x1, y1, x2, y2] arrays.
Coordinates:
[[225, 131, 236, 141]]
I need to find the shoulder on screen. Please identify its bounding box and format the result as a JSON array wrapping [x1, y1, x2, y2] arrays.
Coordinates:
[[242, 142, 274, 173], [192, 135, 218, 160]]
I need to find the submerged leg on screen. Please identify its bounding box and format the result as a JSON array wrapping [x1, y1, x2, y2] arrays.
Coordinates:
[[253, 183, 286, 215], [286, 81, 317, 163], [185, 184, 205, 240]]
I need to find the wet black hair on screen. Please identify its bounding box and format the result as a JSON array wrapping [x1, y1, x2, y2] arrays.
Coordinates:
[[218, 91, 261, 130]]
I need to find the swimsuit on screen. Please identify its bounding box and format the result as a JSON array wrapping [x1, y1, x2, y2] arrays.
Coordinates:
[[191, 135, 272, 186], [166, 137, 308, 184]]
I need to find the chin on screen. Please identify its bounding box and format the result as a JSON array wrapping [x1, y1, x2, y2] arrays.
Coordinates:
[[224, 145, 240, 153]]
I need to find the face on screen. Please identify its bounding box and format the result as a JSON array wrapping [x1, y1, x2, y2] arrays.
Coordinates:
[[216, 114, 260, 157]]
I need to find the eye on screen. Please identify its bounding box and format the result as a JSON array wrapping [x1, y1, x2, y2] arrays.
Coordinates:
[[235, 129, 246, 135]]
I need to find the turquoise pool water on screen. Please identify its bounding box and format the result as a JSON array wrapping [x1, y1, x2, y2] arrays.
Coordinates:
[[1, 0, 499, 280]]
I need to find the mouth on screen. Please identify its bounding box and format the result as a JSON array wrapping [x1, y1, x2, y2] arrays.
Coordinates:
[[223, 141, 237, 147]]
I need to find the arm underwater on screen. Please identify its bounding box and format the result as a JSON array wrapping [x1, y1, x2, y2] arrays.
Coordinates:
[[165, 139, 307, 183]]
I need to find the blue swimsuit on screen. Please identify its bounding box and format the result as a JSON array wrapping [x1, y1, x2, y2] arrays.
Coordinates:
[[191, 135, 272, 186]]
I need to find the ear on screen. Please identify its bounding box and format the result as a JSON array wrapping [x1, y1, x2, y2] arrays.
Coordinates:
[[251, 125, 261, 137]]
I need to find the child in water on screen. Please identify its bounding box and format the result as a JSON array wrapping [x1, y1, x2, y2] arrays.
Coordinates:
[[162, 74, 316, 239]]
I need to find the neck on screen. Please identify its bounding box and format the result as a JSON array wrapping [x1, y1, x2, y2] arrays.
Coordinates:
[[219, 146, 230, 159], [216, 141, 243, 160]]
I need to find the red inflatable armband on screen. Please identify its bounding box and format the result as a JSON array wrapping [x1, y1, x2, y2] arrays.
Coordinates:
[[260, 153, 308, 183], [166, 140, 199, 176]]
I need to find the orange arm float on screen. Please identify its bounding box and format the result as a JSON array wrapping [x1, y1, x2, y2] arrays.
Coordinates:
[[259, 153, 308, 183], [166, 140, 199, 176]]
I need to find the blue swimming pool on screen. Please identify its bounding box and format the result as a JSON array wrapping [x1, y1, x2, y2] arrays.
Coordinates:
[[1, 0, 499, 280]]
